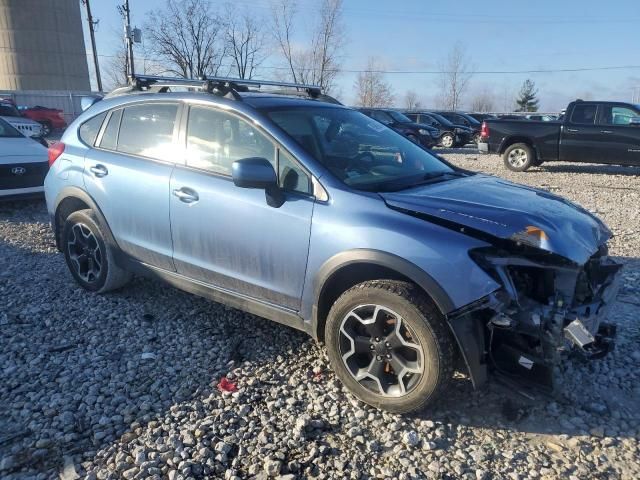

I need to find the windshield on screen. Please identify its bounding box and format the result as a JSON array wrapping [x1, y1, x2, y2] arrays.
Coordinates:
[[387, 111, 412, 123], [427, 113, 454, 127], [0, 104, 21, 117], [264, 107, 456, 191], [0, 118, 23, 137], [461, 113, 481, 125]]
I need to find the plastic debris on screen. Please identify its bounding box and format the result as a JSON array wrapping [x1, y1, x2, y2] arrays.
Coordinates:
[[217, 377, 238, 393]]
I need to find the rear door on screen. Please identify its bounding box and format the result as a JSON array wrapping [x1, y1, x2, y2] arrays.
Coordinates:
[[84, 102, 182, 270], [559, 103, 603, 163], [169, 104, 314, 310], [597, 104, 640, 166]]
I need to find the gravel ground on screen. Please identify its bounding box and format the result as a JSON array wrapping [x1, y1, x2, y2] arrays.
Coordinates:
[[1, 152, 639, 480]]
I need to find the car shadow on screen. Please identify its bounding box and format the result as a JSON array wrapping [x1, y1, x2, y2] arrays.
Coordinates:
[[1, 201, 638, 477], [536, 163, 640, 177]]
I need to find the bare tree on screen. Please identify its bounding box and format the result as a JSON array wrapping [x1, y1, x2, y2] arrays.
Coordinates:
[[270, 0, 345, 92], [469, 88, 495, 112], [145, 0, 226, 78], [354, 58, 394, 108], [271, 0, 299, 83], [103, 43, 130, 90], [404, 90, 421, 111], [438, 43, 473, 110], [224, 5, 268, 79], [310, 0, 345, 91]]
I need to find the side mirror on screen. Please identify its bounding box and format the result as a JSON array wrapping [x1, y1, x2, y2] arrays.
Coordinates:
[[232, 157, 284, 207], [232, 157, 277, 189], [629, 117, 640, 126]]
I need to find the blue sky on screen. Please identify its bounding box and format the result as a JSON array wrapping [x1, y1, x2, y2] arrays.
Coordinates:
[[82, 0, 640, 111]]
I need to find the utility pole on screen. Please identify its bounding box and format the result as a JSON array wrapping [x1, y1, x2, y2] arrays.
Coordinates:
[[82, 0, 102, 92], [119, 0, 135, 77]]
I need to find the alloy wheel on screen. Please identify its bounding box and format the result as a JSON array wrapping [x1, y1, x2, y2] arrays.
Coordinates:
[[507, 148, 528, 168], [441, 134, 454, 148], [67, 223, 103, 283], [338, 304, 424, 397]]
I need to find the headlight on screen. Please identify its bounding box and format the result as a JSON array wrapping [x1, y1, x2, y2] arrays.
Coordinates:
[[418, 129, 431, 136], [510, 226, 551, 250]]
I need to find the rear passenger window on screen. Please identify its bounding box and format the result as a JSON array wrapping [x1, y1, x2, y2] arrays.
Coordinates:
[[79, 112, 107, 146], [571, 104, 597, 124], [99, 109, 122, 150], [186, 106, 275, 175], [117, 104, 178, 161]]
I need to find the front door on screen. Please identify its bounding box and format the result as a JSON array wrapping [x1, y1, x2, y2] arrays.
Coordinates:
[[169, 105, 314, 310], [84, 103, 181, 271], [559, 103, 603, 163], [597, 104, 640, 166]]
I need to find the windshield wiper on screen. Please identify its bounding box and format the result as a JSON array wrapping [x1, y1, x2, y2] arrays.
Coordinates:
[[375, 171, 465, 192]]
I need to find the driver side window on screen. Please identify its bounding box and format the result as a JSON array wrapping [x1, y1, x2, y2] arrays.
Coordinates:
[[186, 106, 275, 175]]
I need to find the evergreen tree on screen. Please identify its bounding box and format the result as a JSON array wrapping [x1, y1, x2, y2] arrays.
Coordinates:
[[515, 79, 539, 112]]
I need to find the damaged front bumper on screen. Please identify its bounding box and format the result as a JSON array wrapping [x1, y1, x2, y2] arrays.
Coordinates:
[[449, 244, 622, 392]]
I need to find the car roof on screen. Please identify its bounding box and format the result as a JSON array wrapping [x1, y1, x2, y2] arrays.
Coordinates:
[[240, 92, 347, 109]]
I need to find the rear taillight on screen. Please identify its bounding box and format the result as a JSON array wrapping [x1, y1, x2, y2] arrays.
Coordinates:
[[48, 142, 65, 166], [480, 121, 489, 139]]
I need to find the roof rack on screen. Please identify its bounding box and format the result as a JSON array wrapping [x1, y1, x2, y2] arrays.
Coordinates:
[[104, 74, 341, 104]]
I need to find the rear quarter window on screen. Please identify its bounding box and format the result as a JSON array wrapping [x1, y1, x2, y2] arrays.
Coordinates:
[[79, 112, 107, 146]]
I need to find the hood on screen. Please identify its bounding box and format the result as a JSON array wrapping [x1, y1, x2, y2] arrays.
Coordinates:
[[0, 115, 40, 126], [0, 137, 48, 159], [381, 174, 611, 265]]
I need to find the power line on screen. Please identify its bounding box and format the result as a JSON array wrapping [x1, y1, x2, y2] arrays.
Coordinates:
[[80, 53, 640, 76]]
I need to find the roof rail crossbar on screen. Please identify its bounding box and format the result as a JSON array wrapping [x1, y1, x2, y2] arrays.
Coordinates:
[[104, 74, 336, 103]]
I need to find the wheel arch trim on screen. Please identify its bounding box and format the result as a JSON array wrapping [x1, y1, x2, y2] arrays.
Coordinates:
[[53, 187, 119, 253], [311, 249, 455, 339]]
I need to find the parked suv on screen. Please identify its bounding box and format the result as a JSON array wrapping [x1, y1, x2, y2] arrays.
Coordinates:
[[0, 99, 46, 145], [45, 76, 621, 413], [432, 111, 482, 144], [404, 111, 473, 147], [358, 108, 439, 148]]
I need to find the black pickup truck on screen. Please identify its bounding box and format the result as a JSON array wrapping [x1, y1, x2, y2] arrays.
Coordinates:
[[478, 100, 640, 171]]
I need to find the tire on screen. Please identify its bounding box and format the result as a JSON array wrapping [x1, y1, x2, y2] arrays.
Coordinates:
[[440, 133, 455, 148], [503, 143, 535, 172], [62, 209, 131, 293], [39, 121, 52, 137], [325, 280, 455, 413], [472, 133, 481, 145]]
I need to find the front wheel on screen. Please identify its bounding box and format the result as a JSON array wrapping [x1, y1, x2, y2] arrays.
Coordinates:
[[325, 280, 455, 413], [63, 209, 131, 293], [440, 133, 455, 148], [39, 121, 52, 137], [503, 143, 535, 172]]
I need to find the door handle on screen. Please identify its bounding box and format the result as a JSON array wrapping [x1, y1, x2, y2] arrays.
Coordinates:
[[566, 128, 579, 133], [89, 164, 108, 177], [600, 130, 613, 134], [172, 187, 199, 203]]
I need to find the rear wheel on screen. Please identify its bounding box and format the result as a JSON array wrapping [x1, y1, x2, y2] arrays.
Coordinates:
[[503, 143, 534, 172], [63, 209, 131, 293], [325, 280, 455, 413]]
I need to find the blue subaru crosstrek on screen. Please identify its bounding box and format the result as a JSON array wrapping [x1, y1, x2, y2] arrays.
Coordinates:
[[44, 76, 621, 412]]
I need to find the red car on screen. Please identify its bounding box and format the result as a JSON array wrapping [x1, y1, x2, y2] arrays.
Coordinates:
[[20, 106, 67, 135]]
